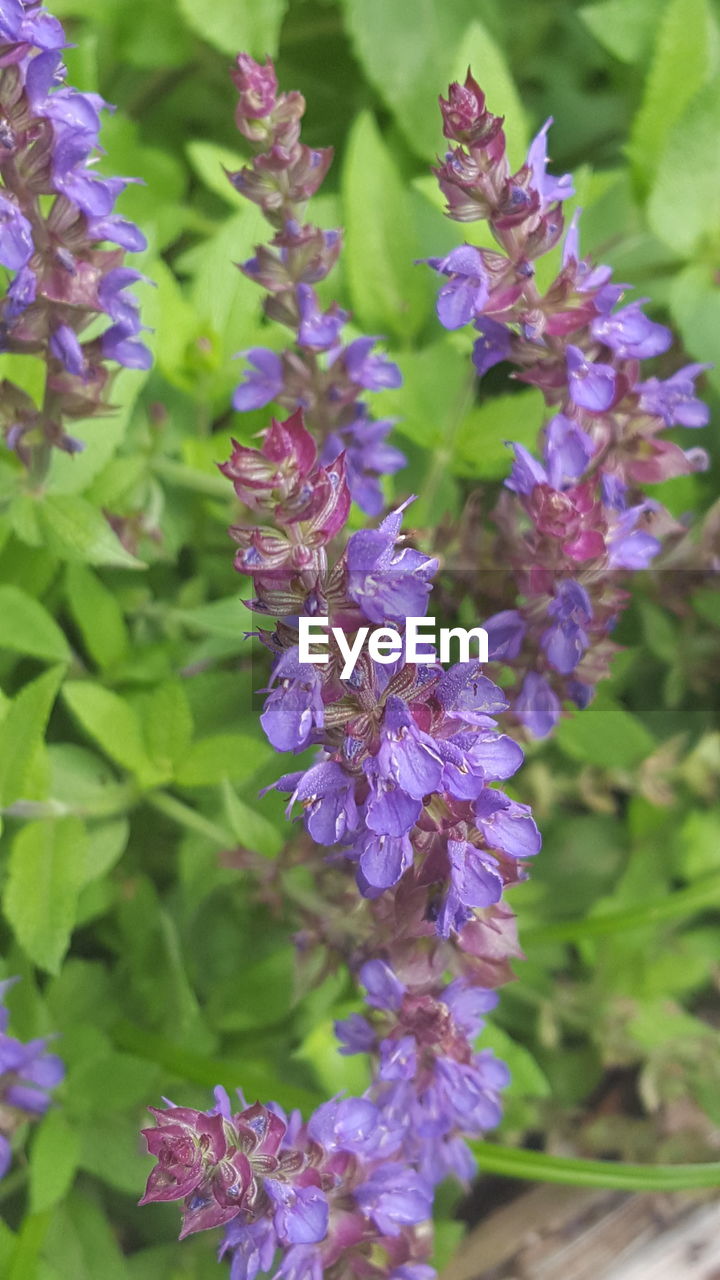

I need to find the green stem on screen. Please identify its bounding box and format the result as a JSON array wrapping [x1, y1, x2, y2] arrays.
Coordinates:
[[147, 791, 233, 846], [472, 1141, 720, 1190], [522, 873, 720, 944]]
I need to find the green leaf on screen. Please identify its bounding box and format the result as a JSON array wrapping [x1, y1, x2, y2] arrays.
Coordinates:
[[186, 139, 246, 207], [376, 342, 471, 450], [64, 565, 130, 670], [296, 1017, 371, 1097], [523, 872, 720, 943], [142, 680, 194, 775], [648, 75, 720, 257], [222, 780, 284, 857], [452, 389, 546, 479], [4, 817, 87, 973], [0, 586, 71, 664], [342, 1, 526, 163], [43, 1190, 129, 1280], [175, 733, 272, 787], [678, 811, 720, 878], [0, 353, 46, 408], [177, 0, 287, 56], [342, 111, 430, 341], [629, 0, 718, 188], [554, 698, 655, 769], [83, 818, 130, 883], [39, 496, 145, 570], [29, 1111, 80, 1214], [669, 264, 720, 394], [0, 666, 64, 809], [471, 1142, 720, 1190], [579, 0, 666, 65], [62, 682, 164, 786]]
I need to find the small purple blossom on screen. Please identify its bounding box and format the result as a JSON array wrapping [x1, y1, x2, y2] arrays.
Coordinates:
[[431, 245, 489, 330], [566, 345, 617, 412], [515, 671, 561, 739], [233, 348, 284, 411]]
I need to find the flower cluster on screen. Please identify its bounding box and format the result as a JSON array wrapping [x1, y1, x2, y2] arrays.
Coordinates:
[[142, 1089, 434, 1280], [430, 73, 710, 735], [0, 0, 149, 469], [0, 976, 64, 1178], [226, 54, 405, 515]]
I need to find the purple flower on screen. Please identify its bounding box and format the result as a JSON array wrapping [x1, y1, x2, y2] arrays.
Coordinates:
[[335, 1013, 376, 1055], [506, 443, 548, 494], [438, 839, 504, 937], [342, 337, 402, 391], [474, 789, 542, 858], [102, 325, 152, 370], [526, 119, 574, 206], [233, 348, 284, 411], [432, 1055, 507, 1133], [278, 761, 358, 844], [515, 671, 561, 739], [275, 1245, 323, 1280], [0, 193, 33, 270], [566, 345, 617, 412], [543, 414, 594, 488], [637, 363, 710, 428], [50, 324, 85, 376], [359, 959, 405, 1011], [431, 246, 489, 330], [355, 831, 414, 890], [377, 698, 444, 800], [261, 648, 324, 752], [6, 264, 37, 320], [307, 1096, 383, 1155], [88, 215, 148, 252], [346, 504, 437, 625], [265, 1180, 329, 1245], [296, 284, 346, 351], [591, 300, 671, 360], [472, 316, 512, 376], [355, 1163, 432, 1235], [484, 609, 526, 661], [97, 267, 144, 331], [607, 505, 661, 569], [363, 755, 422, 838], [221, 1219, 277, 1280], [442, 980, 498, 1036]]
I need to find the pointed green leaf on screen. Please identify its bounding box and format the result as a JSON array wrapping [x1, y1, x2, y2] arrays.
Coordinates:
[[29, 1111, 80, 1214], [65, 565, 129, 671], [0, 666, 64, 809], [39, 496, 145, 569], [0, 586, 71, 664], [629, 0, 718, 188], [4, 817, 87, 973], [62, 682, 164, 786], [343, 111, 431, 341]]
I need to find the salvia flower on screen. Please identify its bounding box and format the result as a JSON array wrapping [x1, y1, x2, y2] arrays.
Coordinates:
[[224, 53, 405, 514], [0, 0, 150, 469], [428, 84, 710, 734], [0, 976, 64, 1178]]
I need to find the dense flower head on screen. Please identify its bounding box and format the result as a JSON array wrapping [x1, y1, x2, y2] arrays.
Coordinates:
[[0, 1, 150, 463], [224, 53, 405, 514], [0, 976, 65, 1178], [428, 86, 710, 735], [142, 1088, 435, 1277]]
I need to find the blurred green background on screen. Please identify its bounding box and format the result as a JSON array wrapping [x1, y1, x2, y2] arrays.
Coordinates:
[[0, 0, 719, 1275]]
